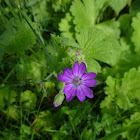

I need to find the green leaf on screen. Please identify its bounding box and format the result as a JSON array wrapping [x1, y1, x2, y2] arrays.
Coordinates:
[[76, 27, 121, 66], [59, 13, 75, 40], [20, 90, 37, 110], [101, 123, 140, 140], [102, 38, 140, 78], [119, 14, 132, 39], [70, 0, 96, 31], [0, 19, 36, 54], [131, 12, 140, 53], [5, 105, 19, 121], [100, 96, 116, 115], [70, 0, 109, 31], [121, 67, 140, 100], [60, 36, 80, 48], [115, 52, 140, 76], [104, 76, 121, 98], [101, 67, 140, 112], [43, 82, 56, 96], [0, 45, 5, 62], [59, 0, 112, 40], [0, 85, 17, 110], [109, 0, 129, 15], [129, 0, 140, 16], [46, 34, 68, 72], [16, 50, 47, 81], [96, 19, 120, 39], [20, 124, 31, 138], [101, 114, 121, 135], [122, 112, 140, 140], [68, 102, 92, 126], [86, 58, 101, 73], [36, 110, 55, 132], [52, 0, 72, 12], [104, 75, 133, 110], [81, 128, 93, 140], [26, 0, 50, 25]]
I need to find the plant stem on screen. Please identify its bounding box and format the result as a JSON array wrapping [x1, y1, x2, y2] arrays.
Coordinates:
[[3, 65, 16, 83], [31, 95, 44, 140]]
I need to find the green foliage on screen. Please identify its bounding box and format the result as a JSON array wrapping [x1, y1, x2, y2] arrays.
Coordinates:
[[59, 13, 75, 40], [122, 112, 140, 140], [109, 0, 129, 15], [52, 0, 72, 12], [94, 113, 121, 138], [101, 67, 140, 113], [0, 19, 36, 54], [0, 0, 140, 140], [129, 0, 140, 16], [36, 110, 55, 133], [96, 19, 120, 39], [76, 27, 121, 73], [20, 124, 31, 139], [16, 49, 47, 81], [80, 128, 93, 140], [4, 105, 19, 121], [121, 67, 140, 100], [77, 27, 121, 65], [68, 102, 92, 126], [131, 12, 140, 53], [52, 102, 93, 139], [86, 58, 101, 73], [26, 0, 49, 25], [0, 46, 5, 62], [20, 90, 37, 110], [119, 14, 132, 40], [0, 85, 17, 110], [70, 0, 109, 31], [46, 34, 69, 73], [43, 82, 56, 96]]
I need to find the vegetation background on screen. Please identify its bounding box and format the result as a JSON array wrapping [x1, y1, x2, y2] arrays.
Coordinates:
[[0, 0, 140, 139]]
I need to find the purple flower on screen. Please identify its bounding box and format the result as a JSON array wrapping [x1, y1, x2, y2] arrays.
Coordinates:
[[58, 61, 97, 102]]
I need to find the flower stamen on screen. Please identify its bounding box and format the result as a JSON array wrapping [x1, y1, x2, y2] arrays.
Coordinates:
[[72, 77, 82, 86]]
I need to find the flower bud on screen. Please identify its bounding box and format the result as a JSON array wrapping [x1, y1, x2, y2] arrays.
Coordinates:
[[53, 92, 64, 107]]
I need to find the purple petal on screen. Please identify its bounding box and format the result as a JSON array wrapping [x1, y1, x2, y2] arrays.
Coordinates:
[[63, 68, 73, 78], [58, 75, 72, 83], [82, 72, 97, 80], [79, 62, 86, 76], [63, 84, 73, 94], [53, 102, 60, 107], [66, 86, 76, 102], [72, 61, 79, 76], [76, 86, 86, 102], [83, 79, 97, 87], [80, 85, 94, 98], [58, 74, 64, 82]]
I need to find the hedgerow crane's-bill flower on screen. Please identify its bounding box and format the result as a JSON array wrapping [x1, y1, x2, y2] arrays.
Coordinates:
[[58, 61, 97, 102]]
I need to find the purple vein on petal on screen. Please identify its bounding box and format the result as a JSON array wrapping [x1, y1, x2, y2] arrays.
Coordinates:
[[63, 68, 73, 78], [82, 72, 97, 80], [76, 86, 86, 102], [63, 84, 73, 94], [83, 79, 97, 87], [72, 61, 79, 76], [79, 62, 86, 76], [66, 86, 76, 102], [80, 85, 94, 98]]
